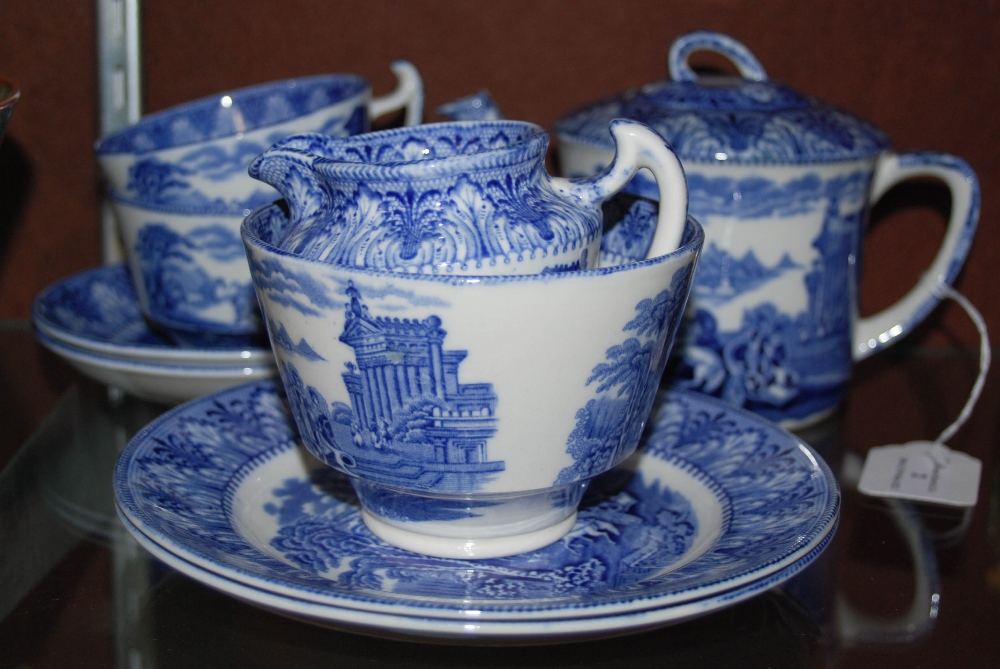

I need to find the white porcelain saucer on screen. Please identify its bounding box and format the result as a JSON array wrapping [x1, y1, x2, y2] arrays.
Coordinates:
[[114, 380, 839, 639], [31, 264, 273, 367], [36, 330, 276, 405]]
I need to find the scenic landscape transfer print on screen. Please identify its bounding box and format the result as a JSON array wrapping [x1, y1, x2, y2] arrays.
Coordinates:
[[117, 378, 835, 601], [263, 448, 700, 594], [673, 169, 871, 422], [133, 223, 258, 329], [556, 266, 693, 484], [281, 282, 505, 495], [258, 385, 829, 598], [270, 268, 692, 496]]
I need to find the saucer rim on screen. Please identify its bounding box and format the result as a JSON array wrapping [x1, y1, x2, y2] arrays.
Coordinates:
[[114, 379, 839, 622], [37, 330, 277, 404], [36, 329, 276, 377], [117, 507, 836, 640], [32, 264, 273, 366]]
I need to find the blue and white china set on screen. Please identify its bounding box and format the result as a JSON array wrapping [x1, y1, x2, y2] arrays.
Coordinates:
[[29, 31, 979, 639]]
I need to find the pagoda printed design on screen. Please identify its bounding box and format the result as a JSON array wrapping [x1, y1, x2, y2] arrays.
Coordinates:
[[281, 282, 503, 494]]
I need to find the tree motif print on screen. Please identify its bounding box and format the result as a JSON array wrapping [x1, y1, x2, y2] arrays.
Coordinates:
[[720, 304, 799, 408], [134, 224, 241, 321], [556, 268, 693, 485]]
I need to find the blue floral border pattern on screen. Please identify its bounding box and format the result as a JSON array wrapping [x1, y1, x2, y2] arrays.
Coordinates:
[[98, 76, 367, 155], [115, 379, 838, 613]]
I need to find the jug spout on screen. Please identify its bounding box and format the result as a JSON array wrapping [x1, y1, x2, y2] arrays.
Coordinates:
[[248, 135, 339, 254]]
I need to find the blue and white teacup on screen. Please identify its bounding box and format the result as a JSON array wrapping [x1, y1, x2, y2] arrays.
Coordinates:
[[95, 62, 423, 216], [242, 202, 703, 558], [247, 119, 688, 275], [554, 31, 980, 427]]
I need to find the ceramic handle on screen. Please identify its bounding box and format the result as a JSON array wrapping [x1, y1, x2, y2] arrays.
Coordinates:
[[668, 31, 768, 82], [853, 152, 980, 360], [368, 60, 424, 127], [551, 119, 688, 259]]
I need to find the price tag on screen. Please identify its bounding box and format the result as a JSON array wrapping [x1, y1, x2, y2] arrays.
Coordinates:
[[858, 441, 982, 507]]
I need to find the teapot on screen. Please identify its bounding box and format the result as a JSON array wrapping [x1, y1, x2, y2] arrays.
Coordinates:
[[553, 31, 980, 427]]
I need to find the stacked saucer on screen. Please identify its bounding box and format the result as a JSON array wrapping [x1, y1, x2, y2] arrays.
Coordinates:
[[113, 378, 839, 641], [32, 264, 277, 405]]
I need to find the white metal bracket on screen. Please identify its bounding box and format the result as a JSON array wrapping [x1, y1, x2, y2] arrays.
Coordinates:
[[96, 0, 142, 264]]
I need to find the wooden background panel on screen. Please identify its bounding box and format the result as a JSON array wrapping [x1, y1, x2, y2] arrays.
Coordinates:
[[0, 0, 996, 351], [0, 2, 100, 318]]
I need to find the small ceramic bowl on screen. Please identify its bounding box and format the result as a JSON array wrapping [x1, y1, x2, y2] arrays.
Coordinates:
[[111, 193, 261, 344], [95, 62, 423, 215], [242, 202, 703, 559]]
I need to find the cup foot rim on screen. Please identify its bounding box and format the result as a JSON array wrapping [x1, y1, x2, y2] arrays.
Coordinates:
[[361, 509, 578, 560]]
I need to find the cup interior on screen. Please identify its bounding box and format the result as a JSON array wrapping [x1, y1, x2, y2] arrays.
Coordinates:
[[96, 74, 368, 155]]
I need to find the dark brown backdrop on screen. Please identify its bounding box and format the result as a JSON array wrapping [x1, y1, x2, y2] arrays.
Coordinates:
[[1, 0, 997, 350]]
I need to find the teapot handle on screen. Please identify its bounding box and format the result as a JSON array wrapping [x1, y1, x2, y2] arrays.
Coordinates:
[[668, 31, 768, 82], [550, 119, 688, 259], [368, 60, 424, 127], [853, 152, 979, 360]]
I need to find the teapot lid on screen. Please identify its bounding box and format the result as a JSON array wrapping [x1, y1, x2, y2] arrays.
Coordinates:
[[553, 31, 890, 164]]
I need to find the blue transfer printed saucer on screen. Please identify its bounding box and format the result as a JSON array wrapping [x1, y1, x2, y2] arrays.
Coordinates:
[[118, 510, 834, 641], [32, 264, 273, 366], [114, 379, 839, 638]]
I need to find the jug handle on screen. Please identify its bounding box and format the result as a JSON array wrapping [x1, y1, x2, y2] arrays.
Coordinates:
[[248, 137, 334, 241], [551, 119, 688, 259], [368, 60, 424, 127], [668, 31, 769, 82], [853, 152, 980, 361]]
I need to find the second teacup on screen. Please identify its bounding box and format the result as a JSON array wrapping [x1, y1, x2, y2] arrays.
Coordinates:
[[248, 119, 688, 275], [95, 62, 423, 215]]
